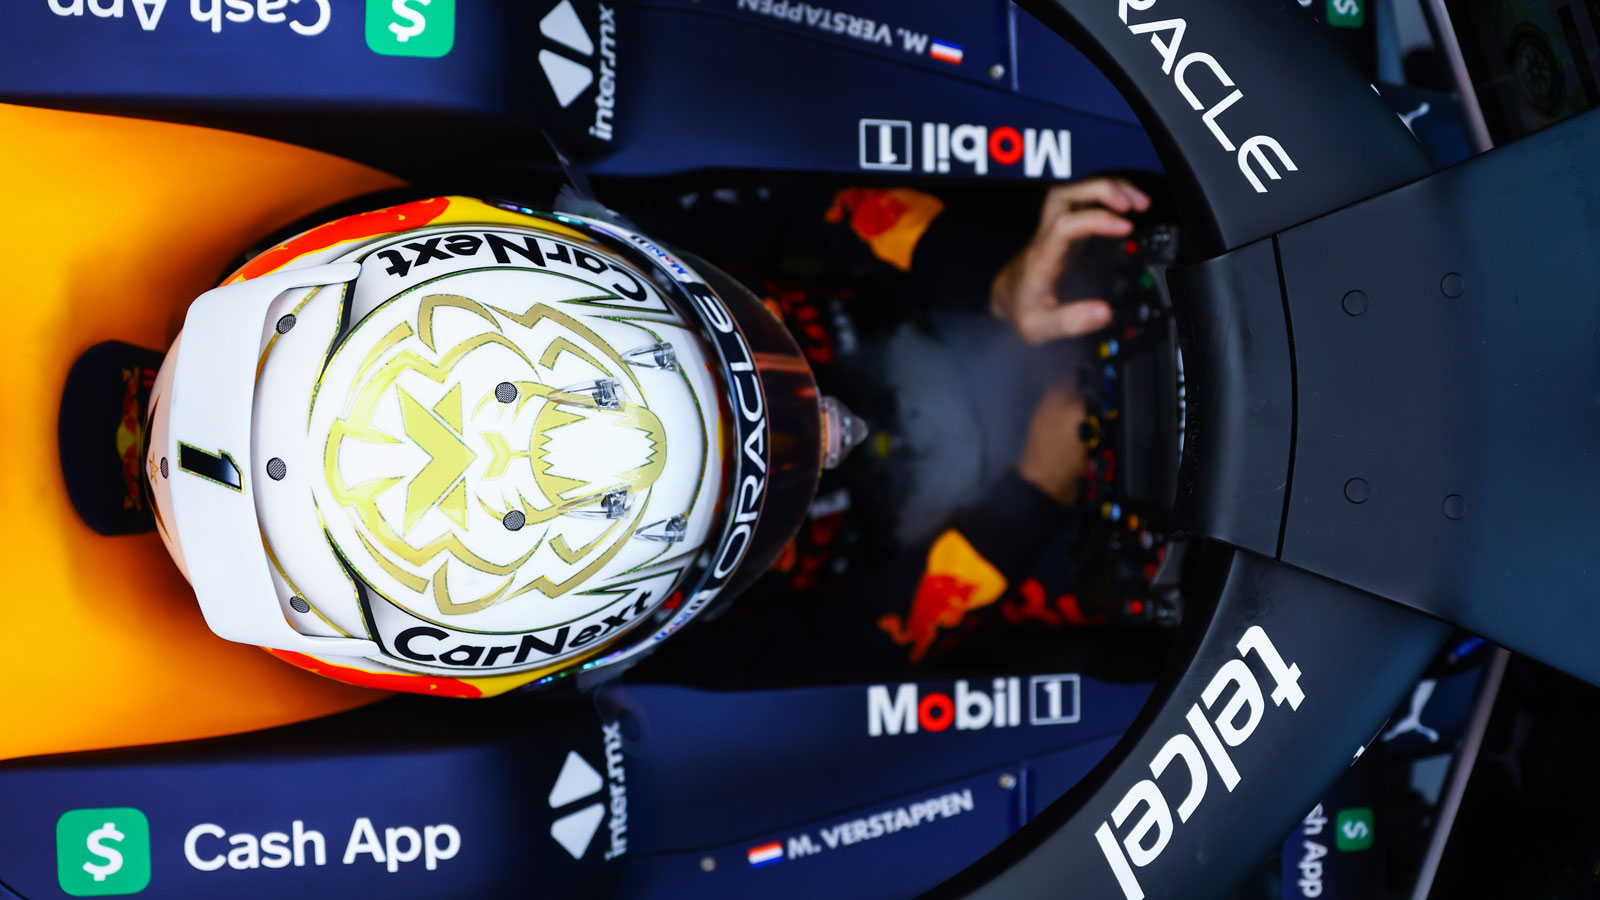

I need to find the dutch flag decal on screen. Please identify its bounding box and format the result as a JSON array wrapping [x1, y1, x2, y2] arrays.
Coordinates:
[[929, 39, 964, 65], [747, 841, 784, 868]]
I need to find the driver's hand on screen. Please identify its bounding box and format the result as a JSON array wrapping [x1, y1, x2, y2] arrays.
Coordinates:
[[989, 176, 1151, 344], [1017, 386, 1090, 508]]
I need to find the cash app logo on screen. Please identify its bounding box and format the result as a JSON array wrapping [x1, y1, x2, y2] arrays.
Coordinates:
[[366, 0, 456, 58], [1334, 806, 1375, 852], [1327, 0, 1365, 27], [57, 808, 151, 896]]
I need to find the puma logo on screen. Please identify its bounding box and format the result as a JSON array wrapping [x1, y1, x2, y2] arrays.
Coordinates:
[[1382, 678, 1439, 743]]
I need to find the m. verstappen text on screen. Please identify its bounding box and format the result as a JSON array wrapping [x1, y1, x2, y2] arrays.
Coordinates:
[[1093, 625, 1304, 900], [735, 0, 949, 62], [820, 789, 972, 849], [759, 789, 975, 865], [738, 0, 891, 44]]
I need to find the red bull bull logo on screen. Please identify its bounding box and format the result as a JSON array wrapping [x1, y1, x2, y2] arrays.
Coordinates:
[[115, 365, 157, 511], [824, 186, 944, 271], [877, 530, 1007, 663]]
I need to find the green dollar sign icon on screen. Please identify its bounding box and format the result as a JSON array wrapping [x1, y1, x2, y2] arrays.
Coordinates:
[[366, 0, 457, 58], [1327, 0, 1365, 28], [1334, 807, 1375, 852], [57, 808, 151, 896]]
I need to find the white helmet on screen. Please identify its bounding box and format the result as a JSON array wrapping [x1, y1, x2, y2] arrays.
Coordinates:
[[143, 196, 834, 697]]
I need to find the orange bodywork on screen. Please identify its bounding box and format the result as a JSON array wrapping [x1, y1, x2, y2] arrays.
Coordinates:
[[0, 103, 407, 762]]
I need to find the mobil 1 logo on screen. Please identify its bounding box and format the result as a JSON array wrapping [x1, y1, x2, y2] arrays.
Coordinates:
[[859, 119, 912, 171], [858, 118, 1072, 178], [867, 673, 1080, 736]]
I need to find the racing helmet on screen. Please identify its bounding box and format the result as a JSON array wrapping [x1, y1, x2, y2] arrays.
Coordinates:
[[142, 196, 838, 698]]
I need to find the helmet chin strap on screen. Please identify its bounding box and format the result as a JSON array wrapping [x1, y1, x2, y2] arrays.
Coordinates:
[[542, 130, 633, 230]]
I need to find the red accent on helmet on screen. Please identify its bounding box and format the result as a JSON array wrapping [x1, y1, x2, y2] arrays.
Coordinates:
[[266, 648, 483, 698]]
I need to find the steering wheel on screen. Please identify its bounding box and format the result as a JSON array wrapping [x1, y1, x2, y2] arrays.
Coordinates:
[[922, 1, 1600, 898]]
